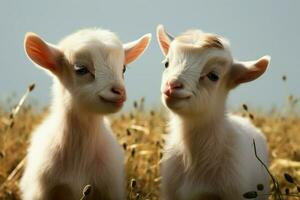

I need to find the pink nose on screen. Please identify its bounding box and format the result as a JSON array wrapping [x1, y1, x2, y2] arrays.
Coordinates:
[[167, 79, 184, 90], [111, 86, 126, 97]]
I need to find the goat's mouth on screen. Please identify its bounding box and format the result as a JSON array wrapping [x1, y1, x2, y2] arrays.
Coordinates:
[[99, 96, 126, 107], [163, 91, 191, 102]]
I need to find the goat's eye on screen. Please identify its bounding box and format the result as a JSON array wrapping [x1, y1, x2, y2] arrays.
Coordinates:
[[165, 61, 169, 68], [74, 64, 89, 76], [207, 71, 219, 82], [123, 65, 126, 73]]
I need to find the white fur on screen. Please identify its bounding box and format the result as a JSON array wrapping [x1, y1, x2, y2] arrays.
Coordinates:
[[157, 26, 270, 200], [20, 28, 151, 200]]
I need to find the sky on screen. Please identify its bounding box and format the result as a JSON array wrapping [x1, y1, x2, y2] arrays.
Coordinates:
[[0, 0, 299, 111]]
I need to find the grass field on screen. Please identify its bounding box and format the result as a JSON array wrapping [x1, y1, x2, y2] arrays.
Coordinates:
[[0, 86, 299, 199]]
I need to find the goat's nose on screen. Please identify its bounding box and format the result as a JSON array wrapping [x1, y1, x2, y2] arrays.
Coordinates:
[[111, 86, 125, 96], [167, 79, 184, 90]]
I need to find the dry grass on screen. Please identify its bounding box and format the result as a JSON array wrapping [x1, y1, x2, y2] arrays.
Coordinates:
[[0, 95, 300, 199]]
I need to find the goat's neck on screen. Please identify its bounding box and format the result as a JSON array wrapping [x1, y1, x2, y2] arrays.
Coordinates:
[[51, 81, 104, 151], [172, 109, 228, 166]]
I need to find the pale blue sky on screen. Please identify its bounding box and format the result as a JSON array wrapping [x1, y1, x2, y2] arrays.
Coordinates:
[[0, 0, 299, 110]]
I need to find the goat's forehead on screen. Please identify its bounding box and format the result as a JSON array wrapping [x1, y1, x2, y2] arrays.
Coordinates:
[[168, 41, 207, 65], [59, 28, 124, 58], [63, 43, 124, 66], [173, 30, 230, 51], [168, 39, 231, 60], [168, 41, 232, 72], [59, 28, 122, 47]]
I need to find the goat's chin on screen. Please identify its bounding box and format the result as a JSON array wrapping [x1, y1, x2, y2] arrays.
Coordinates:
[[162, 96, 189, 113], [96, 103, 123, 114], [163, 96, 204, 116], [77, 100, 123, 114]]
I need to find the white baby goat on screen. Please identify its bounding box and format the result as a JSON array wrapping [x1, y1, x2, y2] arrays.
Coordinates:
[[157, 25, 270, 200], [20, 28, 151, 200]]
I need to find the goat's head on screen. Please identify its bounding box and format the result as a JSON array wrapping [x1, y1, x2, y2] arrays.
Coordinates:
[[24, 28, 151, 114], [157, 25, 270, 117]]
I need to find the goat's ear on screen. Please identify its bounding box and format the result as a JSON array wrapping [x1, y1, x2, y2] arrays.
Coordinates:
[[123, 33, 151, 65], [156, 24, 174, 56], [229, 55, 270, 87], [24, 32, 63, 74]]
